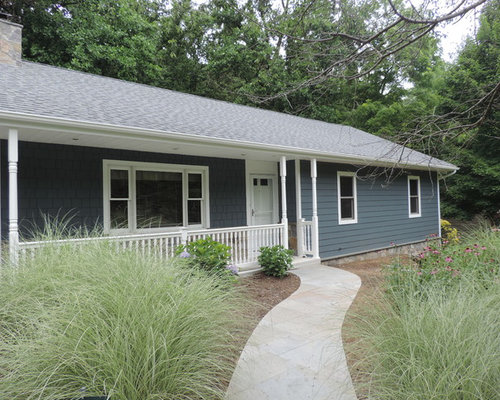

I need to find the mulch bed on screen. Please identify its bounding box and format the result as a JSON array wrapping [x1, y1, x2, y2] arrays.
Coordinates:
[[239, 271, 301, 320]]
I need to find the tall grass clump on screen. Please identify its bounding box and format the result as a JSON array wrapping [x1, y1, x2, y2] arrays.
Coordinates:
[[0, 240, 244, 400], [361, 227, 500, 400]]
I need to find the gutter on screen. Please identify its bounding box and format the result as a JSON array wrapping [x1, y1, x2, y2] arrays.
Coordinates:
[[0, 110, 459, 173], [438, 169, 458, 180]]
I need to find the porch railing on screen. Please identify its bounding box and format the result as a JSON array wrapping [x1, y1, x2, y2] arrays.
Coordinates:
[[17, 223, 285, 270], [299, 219, 315, 256]]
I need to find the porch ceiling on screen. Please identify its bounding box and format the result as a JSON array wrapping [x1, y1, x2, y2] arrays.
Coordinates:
[[0, 123, 291, 163]]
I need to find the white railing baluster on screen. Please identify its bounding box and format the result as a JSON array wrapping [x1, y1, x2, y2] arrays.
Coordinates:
[[16, 223, 287, 269]]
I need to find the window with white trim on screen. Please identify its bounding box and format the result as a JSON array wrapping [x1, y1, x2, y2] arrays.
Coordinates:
[[408, 175, 421, 218], [104, 160, 209, 233], [337, 172, 358, 224]]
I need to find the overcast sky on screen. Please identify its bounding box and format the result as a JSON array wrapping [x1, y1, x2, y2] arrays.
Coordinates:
[[436, 8, 479, 61]]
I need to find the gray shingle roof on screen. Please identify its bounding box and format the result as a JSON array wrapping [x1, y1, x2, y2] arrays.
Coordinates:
[[0, 61, 456, 170]]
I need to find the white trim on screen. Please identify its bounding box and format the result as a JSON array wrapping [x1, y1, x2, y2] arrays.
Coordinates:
[[295, 160, 303, 256], [103, 160, 209, 234], [310, 159, 320, 258], [8, 128, 19, 264], [280, 156, 288, 249], [0, 110, 458, 172], [408, 175, 422, 218], [245, 160, 279, 226], [248, 174, 279, 226], [337, 171, 358, 225], [437, 179, 441, 237]]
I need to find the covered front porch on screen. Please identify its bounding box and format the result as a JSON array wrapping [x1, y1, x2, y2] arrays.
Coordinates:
[[1, 124, 321, 273]]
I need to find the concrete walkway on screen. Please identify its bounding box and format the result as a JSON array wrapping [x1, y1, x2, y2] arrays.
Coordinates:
[[226, 264, 361, 400]]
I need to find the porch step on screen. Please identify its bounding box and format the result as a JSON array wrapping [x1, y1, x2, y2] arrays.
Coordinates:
[[292, 256, 321, 268], [238, 256, 321, 277]]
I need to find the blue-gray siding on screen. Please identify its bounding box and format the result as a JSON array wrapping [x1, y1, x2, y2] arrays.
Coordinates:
[[300, 161, 439, 259], [1, 141, 247, 239]]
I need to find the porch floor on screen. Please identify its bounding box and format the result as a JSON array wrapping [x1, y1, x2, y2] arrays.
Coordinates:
[[226, 263, 361, 400]]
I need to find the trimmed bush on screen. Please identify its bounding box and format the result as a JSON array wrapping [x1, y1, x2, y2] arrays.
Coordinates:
[[258, 245, 293, 277], [0, 241, 243, 400], [176, 236, 233, 275]]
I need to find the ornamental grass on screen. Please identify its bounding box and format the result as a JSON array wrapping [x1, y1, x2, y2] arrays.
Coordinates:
[[0, 240, 244, 400], [358, 225, 500, 400]]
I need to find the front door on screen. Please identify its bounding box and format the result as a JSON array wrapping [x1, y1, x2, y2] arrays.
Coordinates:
[[250, 175, 275, 225]]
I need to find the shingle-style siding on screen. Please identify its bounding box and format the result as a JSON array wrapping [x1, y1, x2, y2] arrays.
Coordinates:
[[300, 161, 440, 259], [0, 141, 246, 239]]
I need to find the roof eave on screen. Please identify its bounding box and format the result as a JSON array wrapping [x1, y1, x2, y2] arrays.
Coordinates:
[[0, 110, 459, 172]]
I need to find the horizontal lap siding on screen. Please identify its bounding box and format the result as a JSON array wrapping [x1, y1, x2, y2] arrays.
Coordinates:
[[300, 161, 439, 259], [0, 140, 246, 239]]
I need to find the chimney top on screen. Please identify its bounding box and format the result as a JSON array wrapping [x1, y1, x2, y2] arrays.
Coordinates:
[[0, 16, 23, 66]]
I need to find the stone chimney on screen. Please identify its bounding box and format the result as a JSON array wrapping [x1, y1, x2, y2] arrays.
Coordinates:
[[0, 14, 22, 65]]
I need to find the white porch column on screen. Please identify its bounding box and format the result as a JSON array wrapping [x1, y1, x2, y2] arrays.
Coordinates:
[[311, 159, 320, 258], [280, 156, 288, 249], [295, 159, 304, 256], [8, 128, 19, 265]]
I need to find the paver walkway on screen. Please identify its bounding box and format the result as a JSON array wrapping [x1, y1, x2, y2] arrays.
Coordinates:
[[226, 263, 361, 400]]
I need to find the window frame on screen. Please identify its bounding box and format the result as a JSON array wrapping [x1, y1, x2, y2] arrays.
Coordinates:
[[337, 171, 358, 225], [103, 160, 209, 234], [408, 175, 421, 218]]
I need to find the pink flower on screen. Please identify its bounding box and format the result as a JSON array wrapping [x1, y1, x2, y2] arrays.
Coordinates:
[[419, 253, 425, 259], [445, 257, 453, 263], [474, 252, 480, 256], [446, 265, 452, 271], [481, 246, 487, 250], [465, 248, 472, 253], [417, 271, 422, 276], [432, 250, 440, 254], [474, 244, 479, 248], [430, 269, 438, 275], [443, 240, 449, 245]]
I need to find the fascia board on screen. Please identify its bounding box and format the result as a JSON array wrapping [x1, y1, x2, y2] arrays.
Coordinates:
[[0, 110, 459, 172]]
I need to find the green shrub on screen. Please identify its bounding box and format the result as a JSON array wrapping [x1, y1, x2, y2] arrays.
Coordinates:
[[176, 236, 233, 275], [258, 245, 293, 277], [0, 241, 244, 400]]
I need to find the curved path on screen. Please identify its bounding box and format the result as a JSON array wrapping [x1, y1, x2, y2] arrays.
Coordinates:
[[226, 263, 361, 400]]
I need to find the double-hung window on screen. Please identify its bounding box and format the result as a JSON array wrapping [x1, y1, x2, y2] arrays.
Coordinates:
[[337, 171, 358, 224], [104, 160, 209, 234], [408, 175, 421, 218]]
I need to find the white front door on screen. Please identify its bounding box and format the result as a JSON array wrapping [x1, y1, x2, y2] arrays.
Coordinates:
[[250, 175, 276, 225]]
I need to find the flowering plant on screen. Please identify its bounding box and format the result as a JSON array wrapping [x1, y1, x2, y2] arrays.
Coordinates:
[[441, 219, 459, 243], [387, 227, 499, 297]]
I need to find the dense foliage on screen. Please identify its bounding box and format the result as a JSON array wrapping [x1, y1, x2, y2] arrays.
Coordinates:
[[1, 0, 498, 221], [176, 236, 237, 276], [0, 241, 243, 399], [258, 245, 294, 277]]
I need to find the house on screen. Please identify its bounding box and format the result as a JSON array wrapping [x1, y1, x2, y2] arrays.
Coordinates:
[[0, 19, 457, 273]]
